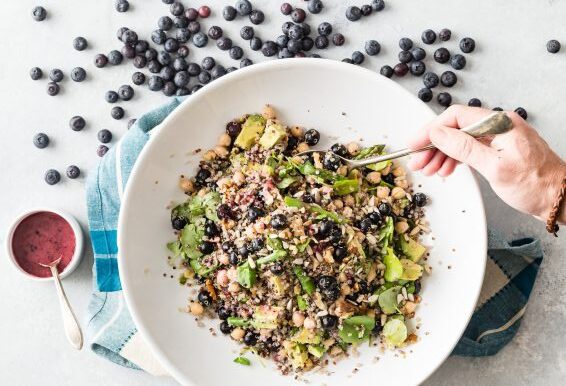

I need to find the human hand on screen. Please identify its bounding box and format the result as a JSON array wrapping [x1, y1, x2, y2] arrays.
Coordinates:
[[408, 105, 566, 223]]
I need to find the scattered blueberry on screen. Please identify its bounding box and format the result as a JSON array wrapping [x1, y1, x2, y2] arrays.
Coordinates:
[[73, 37, 88, 51], [409, 61, 426, 76], [173, 57, 188, 71], [202, 57, 216, 70], [187, 21, 201, 34], [44, 169, 61, 185], [30, 67, 43, 80], [66, 165, 80, 179], [460, 37, 476, 53], [423, 72, 439, 88], [121, 30, 138, 45], [49, 69, 64, 82], [198, 5, 211, 18], [434, 47, 450, 63], [192, 32, 208, 48], [174, 71, 189, 87], [468, 98, 482, 107], [121, 44, 136, 59], [163, 81, 177, 96], [33, 133, 50, 149], [240, 26, 254, 40], [315, 35, 329, 49], [185, 7, 199, 20], [240, 58, 253, 67], [170, 2, 184, 17], [118, 85, 134, 101], [70, 116, 86, 131], [97, 145, 109, 157], [177, 45, 189, 58], [450, 54, 466, 70], [439, 28, 451, 41], [547, 39, 560, 53], [164, 38, 179, 53], [361, 4, 373, 16], [235, 0, 252, 16], [151, 29, 167, 45], [380, 65, 394, 78], [365, 40, 381, 56], [351, 50, 365, 64], [281, 3, 293, 15], [300, 37, 313, 51], [249, 36, 262, 51], [133, 55, 147, 69], [309, 0, 324, 14], [71, 67, 86, 82], [288, 24, 304, 40], [160, 65, 175, 81], [174, 16, 189, 29], [208, 25, 223, 40], [148, 75, 165, 91], [32, 6, 47, 21], [304, 128, 320, 145], [94, 54, 109, 68], [115, 0, 129, 13], [117, 27, 129, 41], [158, 16, 174, 31], [158, 51, 172, 66], [514, 107, 528, 120], [332, 33, 345, 46], [413, 192, 427, 207], [243, 331, 258, 346], [418, 88, 433, 102], [249, 9, 265, 25], [398, 50, 412, 63], [47, 82, 60, 96], [211, 64, 227, 79], [393, 63, 409, 77], [440, 71, 457, 87], [437, 92, 452, 107], [223, 5, 237, 21], [111, 106, 125, 120], [108, 50, 123, 65], [411, 47, 426, 61], [276, 34, 289, 49], [346, 6, 362, 21], [399, 37, 413, 51], [105, 90, 119, 103], [291, 8, 306, 23], [217, 36, 233, 51], [421, 29, 437, 44], [229, 46, 244, 60], [261, 40, 279, 57]]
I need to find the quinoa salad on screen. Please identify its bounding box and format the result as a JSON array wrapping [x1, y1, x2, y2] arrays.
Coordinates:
[[166, 105, 430, 373]]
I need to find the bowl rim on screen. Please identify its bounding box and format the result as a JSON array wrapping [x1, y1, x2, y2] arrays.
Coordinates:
[[118, 58, 487, 385], [5, 207, 84, 281]]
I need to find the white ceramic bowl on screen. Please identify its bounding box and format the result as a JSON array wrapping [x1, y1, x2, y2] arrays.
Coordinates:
[[6, 208, 84, 281], [118, 59, 486, 386]]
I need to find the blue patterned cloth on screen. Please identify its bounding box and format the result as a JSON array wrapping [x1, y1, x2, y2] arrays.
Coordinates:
[[85, 97, 544, 370]]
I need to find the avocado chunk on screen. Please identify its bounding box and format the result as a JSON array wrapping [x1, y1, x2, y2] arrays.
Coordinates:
[[234, 114, 266, 149], [291, 328, 321, 344], [251, 305, 280, 329], [307, 345, 326, 359], [283, 341, 309, 369], [399, 235, 426, 262], [259, 121, 287, 149]]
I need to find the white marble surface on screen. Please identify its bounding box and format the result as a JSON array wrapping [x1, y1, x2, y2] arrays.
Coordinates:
[[0, 1, 564, 385]]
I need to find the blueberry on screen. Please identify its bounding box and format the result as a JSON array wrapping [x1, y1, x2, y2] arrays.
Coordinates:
[[32, 6, 47, 21], [371, 0, 385, 11], [145, 48, 158, 61], [202, 56, 216, 71], [361, 4, 373, 16], [243, 331, 258, 346], [317, 275, 338, 291], [240, 58, 253, 68], [434, 48, 450, 63], [322, 286, 340, 301], [73, 37, 88, 51], [368, 211, 382, 224], [320, 315, 338, 330], [44, 169, 60, 185], [409, 61, 426, 76], [378, 202, 391, 216], [333, 244, 347, 262], [33, 133, 50, 149], [248, 206, 264, 222], [197, 291, 213, 307], [358, 218, 372, 232], [217, 37, 233, 51], [300, 37, 313, 52], [107, 50, 123, 66], [276, 34, 289, 48], [440, 71, 457, 87], [399, 37, 413, 51], [315, 22, 332, 37], [450, 54, 466, 70], [331, 143, 348, 157], [514, 107, 528, 120], [304, 129, 320, 145], [547, 39, 561, 54], [315, 35, 329, 49], [94, 54, 109, 68], [223, 5, 237, 21], [132, 56, 146, 70], [47, 82, 60, 96], [204, 219, 220, 237], [177, 46, 190, 58], [230, 46, 244, 60], [111, 106, 125, 120], [292, 8, 307, 23], [460, 37, 475, 53], [240, 26, 254, 40], [70, 116, 86, 131], [192, 32, 208, 48], [217, 203, 233, 219], [423, 72, 439, 88], [382, 172, 394, 185], [250, 37, 262, 51], [249, 9, 265, 25], [270, 214, 288, 230], [174, 16, 189, 29], [164, 38, 179, 53], [346, 6, 362, 21], [250, 238, 264, 252], [413, 192, 427, 207], [173, 71, 188, 88], [49, 69, 64, 83], [411, 47, 426, 61], [317, 219, 335, 238], [211, 65, 227, 79], [380, 65, 394, 78], [323, 153, 341, 171], [222, 241, 234, 253], [98, 129, 112, 144], [115, 0, 129, 12], [288, 24, 304, 40], [30, 67, 43, 80], [121, 45, 136, 59], [176, 87, 190, 96], [104, 91, 118, 104], [437, 92, 452, 107], [71, 67, 86, 82], [439, 28, 451, 41], [176, 28, 191, 43], [418, 88, 433, 102], [219, 321, 232, 334], [185, 7, 198, 20], [117, 27, 129, 41], [158, 16, 174, 31], [188, 21, 201, 34], [226, 67, 237, 74], [65, 165, 80, 180], [97, 145, 109, 157], [421, 29, 437, 44], [393, 63, 409, 77], [122, 30, 138, 45], [229, 251, 240, 265], [199, 241, 216, 255], [173, 57, 188, 71], [238, 245, 249, 258], [281, 3, 293, 15], [151, 29, 166, 45], [235, 0, 252, 15], [365, 40, 381, 56], [261, 41, 279, 57], [198, 5, 211, 18], [170, 2, 184, 16], [118, 85, 134, 101], [267, 261, 284, 276], [398, 50, 412, 63], [468, 98, 482, 107]]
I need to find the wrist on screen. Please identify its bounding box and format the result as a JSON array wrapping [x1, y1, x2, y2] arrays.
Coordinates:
[[535, 165, 566, 224]]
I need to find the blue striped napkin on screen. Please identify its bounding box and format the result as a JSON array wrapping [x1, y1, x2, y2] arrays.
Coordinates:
[[85, 97, 544, 372]]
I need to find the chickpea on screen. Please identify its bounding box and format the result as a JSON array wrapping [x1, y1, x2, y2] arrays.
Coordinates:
[[303, 317, 316, 330], [228, 282, 240, 293], [343, 194, 355, 207], [366, 171, 381, 184], [395, 221, 409, 234], [290, 126, 304, 138], [296, 142, 310, 153], [231, 327, 245, 340], [392, 166, 406, 177], [292, 311, 305, 327], [179, 177, 195, 193], [333, 199, 344, 209], [189, 302, 204, 316], [380, 163, 391, 176], [214, 145, 229, 158], [391, 187, 406, 199], [262, 104, 276, 120], [395, 177, 408, 189], [216, 270, 229, 287], [218, 133, 232, 147], [346, 141, 360, 156], [376, 186, 390, 199], [203, 150, 217, 161]]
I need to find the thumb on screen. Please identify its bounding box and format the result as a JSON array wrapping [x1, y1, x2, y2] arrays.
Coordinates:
[[428, 125, 496, 176]]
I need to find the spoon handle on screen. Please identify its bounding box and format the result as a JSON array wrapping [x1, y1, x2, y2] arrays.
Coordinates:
[[49, 265, 83, 350], [354, 112, 513, 167]]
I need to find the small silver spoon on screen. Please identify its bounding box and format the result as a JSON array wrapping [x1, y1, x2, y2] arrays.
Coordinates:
[[298, 111, 513, 168], [39, 257, 83, 350]]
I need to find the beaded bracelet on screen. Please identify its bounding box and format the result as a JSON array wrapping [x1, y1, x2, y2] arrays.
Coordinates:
[[547, 176, 566, 237]]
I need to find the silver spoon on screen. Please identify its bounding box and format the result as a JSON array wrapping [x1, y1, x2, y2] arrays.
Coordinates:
[[298, 112, 513, 168], [39, 257, 83, 350]]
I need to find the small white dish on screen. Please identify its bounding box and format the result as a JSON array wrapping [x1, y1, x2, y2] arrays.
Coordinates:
[[6, 208, 84, 281]]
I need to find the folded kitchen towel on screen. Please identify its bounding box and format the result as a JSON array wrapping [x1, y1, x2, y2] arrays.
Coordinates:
[[85, 97, 544, 372]]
